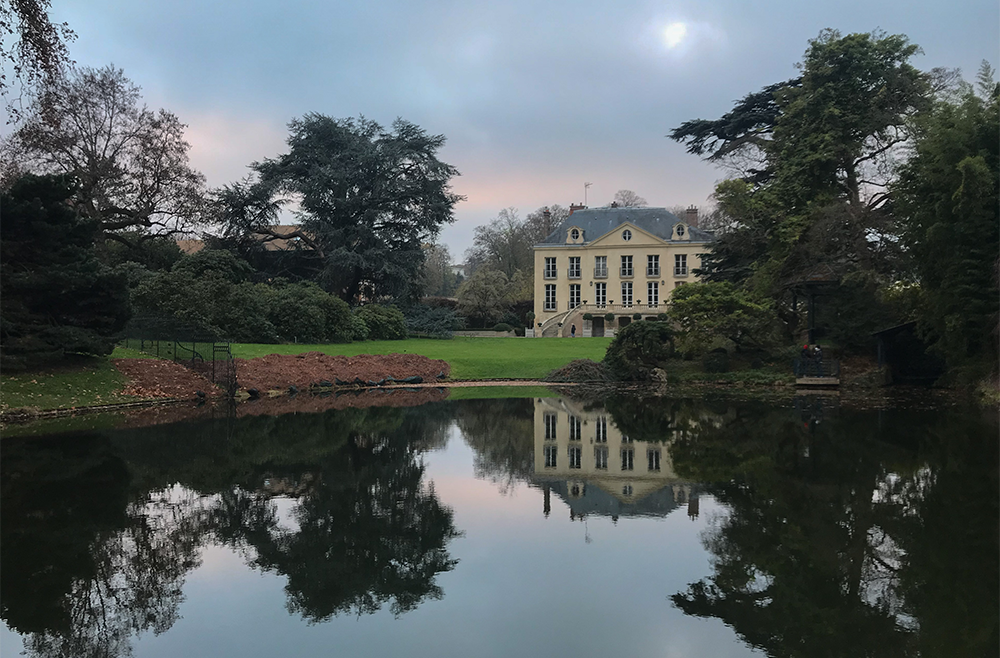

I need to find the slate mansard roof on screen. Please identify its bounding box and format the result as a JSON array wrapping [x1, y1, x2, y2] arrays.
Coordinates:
[[535, 207, 713, 246]]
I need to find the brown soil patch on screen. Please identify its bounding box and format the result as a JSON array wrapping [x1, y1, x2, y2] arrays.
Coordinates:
[[113, 359, 223, 399], [234, 352, 450, 392]]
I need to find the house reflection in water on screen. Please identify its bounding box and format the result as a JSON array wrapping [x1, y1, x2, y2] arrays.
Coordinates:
[[531, 398, 699, 522]]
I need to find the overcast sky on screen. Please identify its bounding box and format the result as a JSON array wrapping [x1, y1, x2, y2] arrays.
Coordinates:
[[30, 0, 1000, 258]]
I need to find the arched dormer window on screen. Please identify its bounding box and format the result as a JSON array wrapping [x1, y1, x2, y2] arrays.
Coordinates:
[[676, 224, 686, 237]]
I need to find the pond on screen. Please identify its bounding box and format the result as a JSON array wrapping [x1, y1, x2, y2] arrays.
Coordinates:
[[1, 390, 997, 657]]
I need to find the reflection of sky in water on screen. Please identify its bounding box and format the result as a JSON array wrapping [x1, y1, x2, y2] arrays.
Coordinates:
[[2, 423, 753, 658]]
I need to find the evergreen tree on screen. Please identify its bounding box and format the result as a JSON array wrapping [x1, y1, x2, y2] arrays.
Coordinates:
[[0, 174, 130, 368]]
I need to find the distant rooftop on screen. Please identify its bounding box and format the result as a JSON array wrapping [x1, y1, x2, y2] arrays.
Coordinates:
[[536, 206, 713, 245]]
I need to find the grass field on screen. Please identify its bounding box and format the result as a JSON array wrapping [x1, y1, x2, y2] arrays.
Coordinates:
[[0, 355, 135, 412], [230, 337, 613, 380]]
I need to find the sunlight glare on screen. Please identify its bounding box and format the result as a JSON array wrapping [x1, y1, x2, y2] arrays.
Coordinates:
[[663, 22, 688, 49]]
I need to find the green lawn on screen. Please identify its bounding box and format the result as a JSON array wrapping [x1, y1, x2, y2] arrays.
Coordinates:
[[230, 337, 613, 380], [0, 355, 134, 413]]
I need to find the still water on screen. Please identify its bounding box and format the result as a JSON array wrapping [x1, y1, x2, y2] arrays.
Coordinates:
[[1, 391, 997, 657]]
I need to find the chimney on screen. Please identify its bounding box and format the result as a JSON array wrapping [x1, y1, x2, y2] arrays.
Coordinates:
[[569, 203, 586, 216], [685, 205, 698, 227], [543, 209, 551, 224]]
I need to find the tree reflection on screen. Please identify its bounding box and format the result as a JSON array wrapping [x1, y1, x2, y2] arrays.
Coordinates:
[[670, 400, 999, 657], [456, 398, 535, 492], [214, 429, 461, 621], [2, 434, 208, 658]]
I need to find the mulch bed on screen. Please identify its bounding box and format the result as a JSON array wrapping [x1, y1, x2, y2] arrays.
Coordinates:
[[112, 352, 452, 400]]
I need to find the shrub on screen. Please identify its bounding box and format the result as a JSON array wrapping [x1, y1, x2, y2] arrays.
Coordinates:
[[603, 321, 675, 381], [702, 348, 730, 373], [632, 313, 642, 320], [604, 312, 615, 322], [545, 359, 612, 382], [656, 313, 669, 322], [354, 304, 407, 340], [493, 322, 513, 333], [526, 311, 536, 325], [403, 304, 459, 338], [583, 313, 594, 321]]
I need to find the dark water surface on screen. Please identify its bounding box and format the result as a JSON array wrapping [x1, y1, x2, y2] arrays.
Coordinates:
[[1, 392, 997, 657]]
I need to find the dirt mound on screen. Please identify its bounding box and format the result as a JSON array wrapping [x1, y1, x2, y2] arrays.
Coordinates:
[[544, 359, 613, 383], [234, 352, 450, 392], [113, 358, 223, 399]]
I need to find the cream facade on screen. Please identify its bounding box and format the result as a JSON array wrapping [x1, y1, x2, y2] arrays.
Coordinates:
[[531, 207, 713, 337], [530, 398, 697, 517]]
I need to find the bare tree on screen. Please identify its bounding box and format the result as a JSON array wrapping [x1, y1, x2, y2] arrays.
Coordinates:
[[464, 207, 532, 277], [5, 65, 206, 246], [0, 0, 76, 121], [524, 204, 570, 243], [611, 189, 647, 207]]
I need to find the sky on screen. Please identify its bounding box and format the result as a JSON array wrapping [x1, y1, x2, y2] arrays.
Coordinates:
[[20, 0, 1000, 258]]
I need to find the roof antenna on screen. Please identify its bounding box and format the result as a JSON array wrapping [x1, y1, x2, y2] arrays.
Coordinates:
[[584, 182, 592, 207]]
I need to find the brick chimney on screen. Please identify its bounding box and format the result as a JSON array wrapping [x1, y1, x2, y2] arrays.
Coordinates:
[[685, 205, 698, 227], [569, 203, 586, 216]]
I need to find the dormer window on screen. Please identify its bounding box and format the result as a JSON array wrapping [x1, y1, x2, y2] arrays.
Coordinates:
[[676, 224, 686, 237], [622, 229, 632, 241], [570, 228, 579, 240]]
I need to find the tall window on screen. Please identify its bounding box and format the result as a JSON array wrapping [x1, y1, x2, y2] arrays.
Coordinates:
[[674, 254, 688, 276], [568, 446, 582, 469], [620, 255, 633, 277], [621, 281, 633, 307], [568, 257, 581, 278], [544, 445, 557, 468], [647, 449, 661, 472], [595, 282, 606, 307], [647, 255, 660, 276], [569, 415, 581, 441], [648, 282, 659, 307], [544, 257, 557, 279], [595, 416, 608, 442], [621, 448, 634, 471], [594, 255, 607, 278], [569, 284, 581, 308], [544, 412, 557, 440], [544, 284, 557, 311], [595, 447, 608, 470]]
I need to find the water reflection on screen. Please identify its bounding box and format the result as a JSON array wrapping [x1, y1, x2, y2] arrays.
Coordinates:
[[1, 394, 996, 657]]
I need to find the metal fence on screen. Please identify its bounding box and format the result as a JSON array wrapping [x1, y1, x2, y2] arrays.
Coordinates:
[[122, 315, 238, 396]]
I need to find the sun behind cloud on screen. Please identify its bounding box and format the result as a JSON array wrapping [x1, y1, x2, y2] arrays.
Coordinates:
[[663, 22, 688, 49]]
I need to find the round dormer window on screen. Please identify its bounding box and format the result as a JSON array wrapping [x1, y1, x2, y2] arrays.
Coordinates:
[[677, 224, 686, 237], [570, 228, 579, 240], [622, 229, 632, 241]]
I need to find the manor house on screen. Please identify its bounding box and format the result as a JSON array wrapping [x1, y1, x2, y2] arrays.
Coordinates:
[[532, 206, 713, 337]]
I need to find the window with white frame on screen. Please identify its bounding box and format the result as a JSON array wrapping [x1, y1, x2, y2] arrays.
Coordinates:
[[595, 447, 608, 470], [544, 412, 557, 440], [622, 484, 634, 496], [595, 282, 606, 307], [620, 255, 633, 277], [594, 255, 608, 278], [544, 284, 557, 311], [674, 254, 688, 276], [595, 416, 608, 442], [647, 255, 660, 276], [621, 448, 634, 471], [544, 445, 557, 468], [568, 446, 582, 469], [621, 281, 633, 307], [569, 415, 581, 441], [544, 257, 557, 279], [569, 284, 581, 308], [568, 256, 581, 278], [647, 449, 661, 471], [648, 282, 659, 307]]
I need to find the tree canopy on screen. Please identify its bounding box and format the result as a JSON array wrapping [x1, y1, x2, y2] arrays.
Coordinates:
[[4, 66, 206, 249], [250, 114, 463, 303]]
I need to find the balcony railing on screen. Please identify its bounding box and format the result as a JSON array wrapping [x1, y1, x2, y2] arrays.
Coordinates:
[[567, 269, 581, 279], [674, 267, 688, 277], [594, 267, 608, 278], [646, 267, 660, 277]]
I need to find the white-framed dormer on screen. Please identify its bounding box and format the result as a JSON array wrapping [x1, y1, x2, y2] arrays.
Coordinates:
[[672, 222, 690, 241], [565, 226, 585, 244]]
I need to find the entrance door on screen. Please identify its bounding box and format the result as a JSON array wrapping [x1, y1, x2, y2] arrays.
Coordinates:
[[591, 317, 605, 337]]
